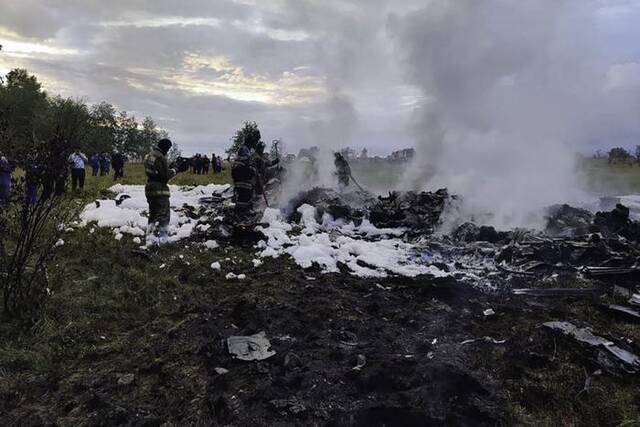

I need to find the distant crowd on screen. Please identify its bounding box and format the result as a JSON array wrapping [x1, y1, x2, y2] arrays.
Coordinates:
[[0, 149, 128, 208], [0, 148, 229, 208], [188, 153, 224, 175]]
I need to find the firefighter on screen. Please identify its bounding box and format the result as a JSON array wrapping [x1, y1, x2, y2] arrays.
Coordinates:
[[232, 143, 257, 222], [334, 152, 351, 189], [251, 141, 279, 195], [144, 138, 177, 243]]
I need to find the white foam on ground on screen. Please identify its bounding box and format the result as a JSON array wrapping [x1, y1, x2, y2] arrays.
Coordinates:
[[257, 205, 448, 278], [82, 185, 448, 279], [80, 184, 230, 242]]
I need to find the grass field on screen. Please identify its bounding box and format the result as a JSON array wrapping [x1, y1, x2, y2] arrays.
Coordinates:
[[77, 163, 232, 200], [579, 158, 640, 194]]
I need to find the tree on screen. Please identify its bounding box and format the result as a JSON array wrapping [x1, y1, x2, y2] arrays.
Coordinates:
[[608, 147, 632, 164], [45, 97, 91, 148], [227, 121, 261, 157], [137, 116, 161, 157], [87, 102, 117, 154], [0, 67, 170, 159], [270, 139, 283, 162], [0, 69, 49, 159], [167, 143, 182, 163]]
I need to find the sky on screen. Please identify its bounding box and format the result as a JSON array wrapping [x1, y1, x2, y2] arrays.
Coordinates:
[[0, 0, 639, 156]]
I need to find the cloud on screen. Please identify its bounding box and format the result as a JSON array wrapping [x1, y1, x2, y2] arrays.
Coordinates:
[[0, 0, 638, 162]]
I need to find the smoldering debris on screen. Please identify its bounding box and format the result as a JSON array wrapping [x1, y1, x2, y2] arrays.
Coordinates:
[[284, 187, 451, 235], [543, 321, 640, 374], [83, 184, 640, 295]]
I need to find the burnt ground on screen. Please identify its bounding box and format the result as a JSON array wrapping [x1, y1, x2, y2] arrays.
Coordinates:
[[1, 229, 640, 426]]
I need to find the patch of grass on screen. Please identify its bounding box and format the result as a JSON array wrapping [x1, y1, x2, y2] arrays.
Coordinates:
[[579, 158, 640, 194]]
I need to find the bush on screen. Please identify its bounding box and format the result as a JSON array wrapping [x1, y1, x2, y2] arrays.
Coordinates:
[[0, 140, 78, 321]]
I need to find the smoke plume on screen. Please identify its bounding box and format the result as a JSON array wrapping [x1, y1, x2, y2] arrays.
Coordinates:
[[390, 0, 608, 229]]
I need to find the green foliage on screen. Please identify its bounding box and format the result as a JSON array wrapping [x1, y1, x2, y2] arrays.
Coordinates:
[[0, 69, 49, 159], [608, 147, 633, 164], [0, 68, 168, 161], [0, 176, 77, 321], [227, 121, 261, 157]]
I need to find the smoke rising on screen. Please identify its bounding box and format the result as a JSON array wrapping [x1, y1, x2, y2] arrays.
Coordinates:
[[390, 0, 608, 229]]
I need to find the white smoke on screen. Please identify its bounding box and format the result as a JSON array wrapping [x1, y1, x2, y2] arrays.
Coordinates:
[[390, 0, 608, 229]]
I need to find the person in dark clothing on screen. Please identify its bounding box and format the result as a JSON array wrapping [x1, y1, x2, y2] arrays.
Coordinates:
[[41, 137, 70, 200], [203, 155, 210, 174], [334, 152, 351, 190], [99, 152, 111, 176], [251, 142, 279, 195], [144, 139, 178, 243], [211, 153, 218, 173], [0, 152, 12, 208], [112, 151, 126, 180], [90, 153, 100, 176], [23, 154, 41, 205], [232, 129, 262, 222], [232, 145, 256, 222]]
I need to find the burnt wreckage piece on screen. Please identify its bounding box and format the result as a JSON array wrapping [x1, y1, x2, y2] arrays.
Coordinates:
[[369, 189, 450, 233], [286, 188, 452, 235]]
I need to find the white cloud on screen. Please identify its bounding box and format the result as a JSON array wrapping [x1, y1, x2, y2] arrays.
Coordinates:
[[607, 62, 640, 89]]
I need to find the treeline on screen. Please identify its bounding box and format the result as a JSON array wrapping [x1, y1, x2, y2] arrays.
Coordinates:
[[0, 68, 169, 163], [593, 147, 640, 165]]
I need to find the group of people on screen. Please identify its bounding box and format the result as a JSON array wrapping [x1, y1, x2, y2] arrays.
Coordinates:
[[142, 130, 287, 242], [70, 150, 128, 192], [189, 153, 223, 175], [89, 152, 127, 180], [0, 147, 129, 208]]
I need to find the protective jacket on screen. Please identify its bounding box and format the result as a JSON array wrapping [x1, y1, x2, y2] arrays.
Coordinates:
[[144, 147, 176, 197]]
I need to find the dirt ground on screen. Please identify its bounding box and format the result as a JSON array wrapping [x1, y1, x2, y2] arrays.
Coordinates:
[[1, 227, 639, 426]]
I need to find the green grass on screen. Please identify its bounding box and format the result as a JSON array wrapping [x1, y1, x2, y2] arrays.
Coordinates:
[[579, 158, 640, 194], [81, 163, 232, 196]]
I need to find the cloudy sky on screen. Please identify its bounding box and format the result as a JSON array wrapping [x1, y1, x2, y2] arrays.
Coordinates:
[[0, 0, 639, 156]]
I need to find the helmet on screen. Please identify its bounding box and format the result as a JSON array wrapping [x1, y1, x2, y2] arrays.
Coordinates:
[[158, 138, 172, 154]]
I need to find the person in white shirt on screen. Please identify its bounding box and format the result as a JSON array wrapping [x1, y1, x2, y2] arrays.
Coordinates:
[[68, 149, 88, 192]]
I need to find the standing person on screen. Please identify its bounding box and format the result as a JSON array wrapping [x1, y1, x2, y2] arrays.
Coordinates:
[[144, 138, 178, 243], [251, 142, 279, 195], [202, 155, 210, 174], [232, 131, 260, 222], [100, 152, 111, 176], [232, 145, 256, 222], [90, 153, 100, 176], [24, 153, 41, 205], [0, 152, 12, 208], [216, 155, 223, 173], [68, 148, 88, 192], [334, 152, 351, 190], [211, 153, 217, 174], [112, 151, 126, 180], [196, 154, 203, 175]]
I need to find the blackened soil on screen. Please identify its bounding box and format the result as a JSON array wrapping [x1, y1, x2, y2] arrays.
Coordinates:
[[2, 254, 639, 426]]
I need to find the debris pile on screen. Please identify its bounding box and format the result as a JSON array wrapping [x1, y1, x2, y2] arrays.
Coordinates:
[[543, 321, 640, 374], [80, 184, 640, 290], [369, 189, 451, 234], [284, 187, 452, 235]]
